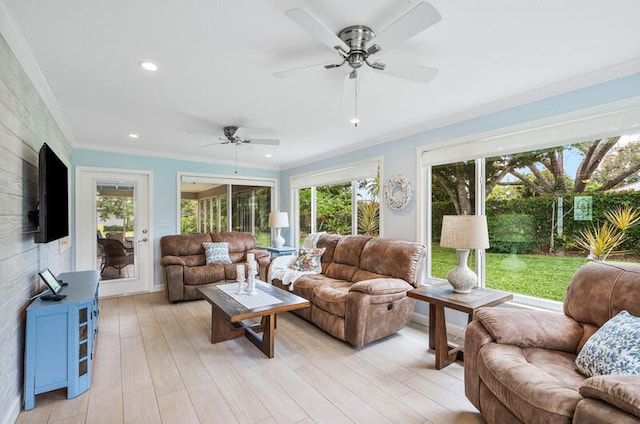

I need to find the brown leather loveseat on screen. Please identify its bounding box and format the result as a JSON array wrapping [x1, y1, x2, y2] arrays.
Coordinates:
[[465, 261, 640, 423], [160, 232, 270, 302], [270, 234, 426, 348]]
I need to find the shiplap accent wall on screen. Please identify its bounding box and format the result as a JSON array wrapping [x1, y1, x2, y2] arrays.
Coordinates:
[[0, 33, 72, 424]]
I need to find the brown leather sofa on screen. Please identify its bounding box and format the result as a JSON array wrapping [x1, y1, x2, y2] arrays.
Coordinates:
[[465, 261, 640, 424], [270, 234, 426, 348], [160, 232, 270, 302]]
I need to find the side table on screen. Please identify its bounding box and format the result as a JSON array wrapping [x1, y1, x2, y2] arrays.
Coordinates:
[[262, 246, 298, 258], [408, 282, 512, 369]]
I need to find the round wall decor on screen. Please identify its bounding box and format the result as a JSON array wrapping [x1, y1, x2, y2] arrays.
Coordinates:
[[384, 175, 413, 210]]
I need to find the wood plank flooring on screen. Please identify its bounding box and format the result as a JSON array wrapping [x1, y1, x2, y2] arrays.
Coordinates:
[[16, 291, 484, 424]]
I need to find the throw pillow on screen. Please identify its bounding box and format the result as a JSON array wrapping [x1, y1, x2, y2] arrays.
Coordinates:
[[575, 310, 640, 377], [289, 247, 326, 273], [202, 242, 232, 264]]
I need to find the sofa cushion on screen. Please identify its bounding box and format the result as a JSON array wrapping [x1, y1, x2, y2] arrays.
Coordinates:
[[332, 235, 372, 267], [359, 238, 426, 285], [278, 274, 341, 301], [323, 263, 359, 282], [313, 281, 351, 317], [575, 310, 640, 377], [316, 233, 341, 266], [183, 263, 225, 285], [160, 233, 212, 257], [475, 308, 583, 353], [202, 242, 232, 264], [579, 375, 640, 418], [351, 269, 388, 283], [564, 261, 640, 329], [478, 343, 585, 423]]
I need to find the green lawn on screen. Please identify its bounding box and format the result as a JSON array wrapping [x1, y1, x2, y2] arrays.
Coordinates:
[[431, 244, 589, 302]]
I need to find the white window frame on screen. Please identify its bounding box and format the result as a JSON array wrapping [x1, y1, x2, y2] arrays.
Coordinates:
[[290, 157, 383, 246], [418, 97, 640, 311], [177, 172, 277, 234]]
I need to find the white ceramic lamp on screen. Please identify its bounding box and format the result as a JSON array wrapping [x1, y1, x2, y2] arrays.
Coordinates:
[[440, 215, 490, 293], [269, 211, 289, 248]]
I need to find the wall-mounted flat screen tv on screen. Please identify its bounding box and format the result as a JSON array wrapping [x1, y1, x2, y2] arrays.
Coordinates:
[[29, 143, 69, 243]]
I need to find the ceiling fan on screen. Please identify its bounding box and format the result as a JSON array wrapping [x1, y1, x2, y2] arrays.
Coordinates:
[[273, 1, 441, 84], [200, 126, 280, 148]]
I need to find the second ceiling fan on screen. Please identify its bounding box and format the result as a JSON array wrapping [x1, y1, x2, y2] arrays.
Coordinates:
[[274, 1, 441, 84], [200, 126, 280, 148]]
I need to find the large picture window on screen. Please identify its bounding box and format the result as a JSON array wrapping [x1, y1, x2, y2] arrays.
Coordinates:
[[422, 105, 640, 308]]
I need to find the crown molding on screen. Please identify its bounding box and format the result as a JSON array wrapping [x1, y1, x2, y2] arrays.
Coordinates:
[[74, 142, 281, 172]]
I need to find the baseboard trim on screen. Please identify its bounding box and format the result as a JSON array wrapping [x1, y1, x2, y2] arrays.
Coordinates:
[[2, 397, 20, 424]]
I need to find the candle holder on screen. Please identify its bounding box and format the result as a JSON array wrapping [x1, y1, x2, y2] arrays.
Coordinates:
[[236, 264, 246, 294], [247, 261, 258, 295]]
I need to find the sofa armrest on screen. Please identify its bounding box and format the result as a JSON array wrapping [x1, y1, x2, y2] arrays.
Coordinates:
[[464, 320, 496, 409], [475, 308, 583, 352], [580, 375, 640, 418], [160, 255, 186, 267], [248, 248, 270, 260], [349, 278, 413, 295]]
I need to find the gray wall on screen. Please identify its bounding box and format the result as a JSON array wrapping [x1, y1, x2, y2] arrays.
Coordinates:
[[0, 33, 72, 423]]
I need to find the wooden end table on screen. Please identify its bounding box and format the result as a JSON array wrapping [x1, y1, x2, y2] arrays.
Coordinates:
[[408, 282, 512, 369], [196, 280, 309, 358]]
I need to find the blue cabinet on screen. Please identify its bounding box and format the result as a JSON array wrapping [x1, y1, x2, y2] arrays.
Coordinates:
[[24, 270, 99, 410]]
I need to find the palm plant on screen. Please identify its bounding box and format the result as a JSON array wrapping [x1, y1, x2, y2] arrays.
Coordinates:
[[572, 205, 640, 260], [358, 201, 380, 236]]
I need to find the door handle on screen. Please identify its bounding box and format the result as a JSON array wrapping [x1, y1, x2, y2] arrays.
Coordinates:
[[138, 238, 148, 243]]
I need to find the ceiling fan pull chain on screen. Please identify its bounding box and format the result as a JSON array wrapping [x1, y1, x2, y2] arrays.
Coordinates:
[[353, 76, 359, 127], [234, 144, 238, 174]]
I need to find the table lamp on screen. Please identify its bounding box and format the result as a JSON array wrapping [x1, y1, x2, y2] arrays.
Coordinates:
[[269, 211, 289, 248], [440, 215, 490, 293]]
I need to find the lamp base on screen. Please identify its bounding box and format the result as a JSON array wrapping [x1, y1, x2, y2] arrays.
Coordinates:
[[272, 228, 285, 248], [446, 249, 478, 293]]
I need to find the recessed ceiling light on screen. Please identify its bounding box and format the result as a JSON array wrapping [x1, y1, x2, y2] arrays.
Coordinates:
[[128, 133, 139, 139], [265, 153, 273, 158], [138, 61, 158, 72]]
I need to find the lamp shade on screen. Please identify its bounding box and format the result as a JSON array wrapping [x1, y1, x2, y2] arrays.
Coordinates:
[[440, 215, 490, 249], [268, 211, 289, 229]]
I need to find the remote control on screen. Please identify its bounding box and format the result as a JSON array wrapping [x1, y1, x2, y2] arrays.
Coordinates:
[[40, 294, 67, 301]]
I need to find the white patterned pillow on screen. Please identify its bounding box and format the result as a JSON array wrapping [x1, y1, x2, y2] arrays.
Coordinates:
[[289, 247, 325, 273], [575, 310, 640, 377], [202, 242, 232, 264]]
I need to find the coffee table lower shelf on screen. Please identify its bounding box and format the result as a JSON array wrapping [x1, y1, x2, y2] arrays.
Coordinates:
[[211, 307, 278, 357], [197, 281, 310, 358]]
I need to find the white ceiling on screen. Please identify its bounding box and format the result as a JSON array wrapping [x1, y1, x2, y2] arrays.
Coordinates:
[[4, 0, 640, 170]]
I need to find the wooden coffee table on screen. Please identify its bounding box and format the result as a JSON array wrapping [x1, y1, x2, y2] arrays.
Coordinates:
[[408, 281, 512, 369], [196, 280, 309, 358]]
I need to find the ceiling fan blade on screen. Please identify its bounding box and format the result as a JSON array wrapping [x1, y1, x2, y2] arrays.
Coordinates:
[[245, 139, 280, 146], [233, 126, 248, 141], [272, 62, 336, 79], [285, 8, 348, 52], [372, 2, 441, 53], [378, 62, 438, 84], [200, 140, 228, 148]]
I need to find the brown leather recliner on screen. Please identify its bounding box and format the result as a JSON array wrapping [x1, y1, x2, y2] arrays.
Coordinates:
[[160, 232, 270, 302], [464, 261, 640, 423]]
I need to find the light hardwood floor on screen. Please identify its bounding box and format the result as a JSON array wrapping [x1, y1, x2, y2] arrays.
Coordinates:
[[17, 292, 485, 424]]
